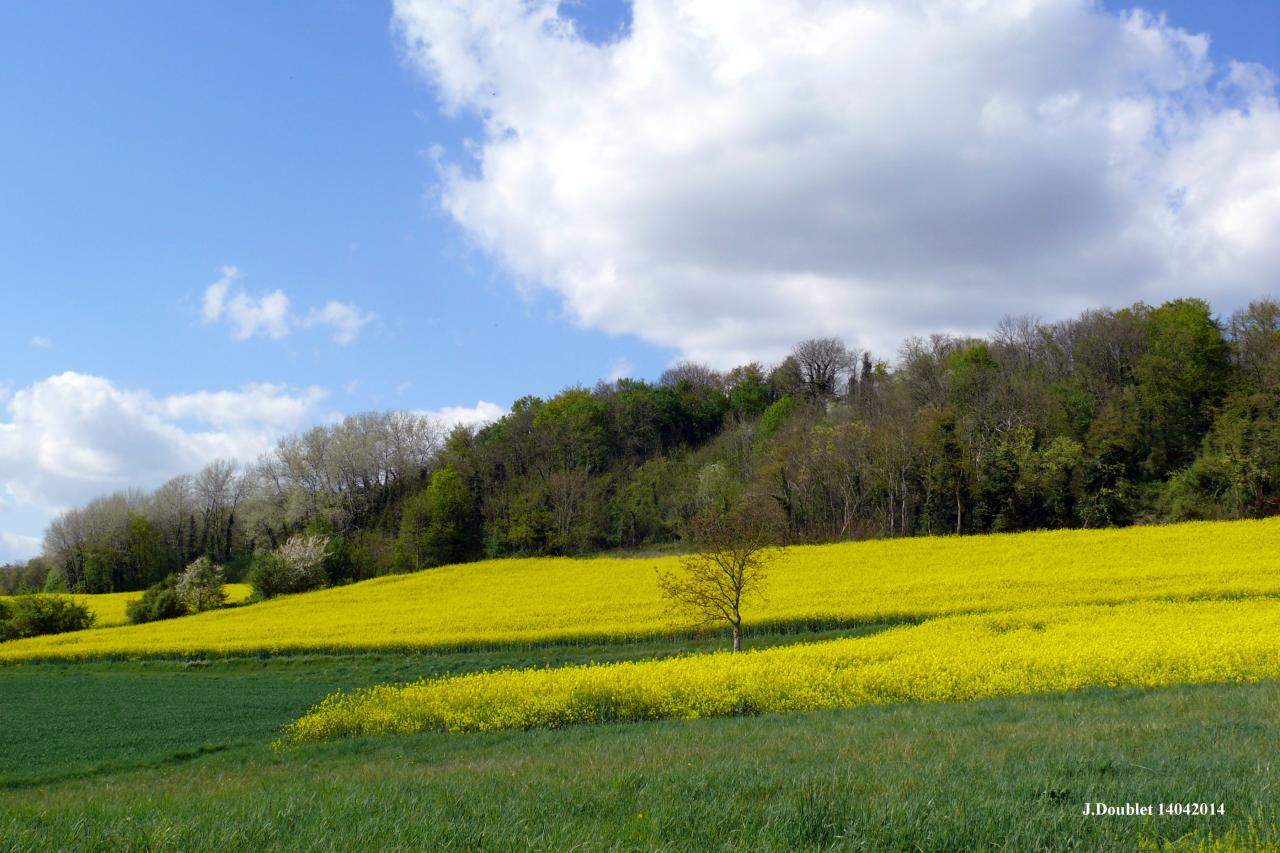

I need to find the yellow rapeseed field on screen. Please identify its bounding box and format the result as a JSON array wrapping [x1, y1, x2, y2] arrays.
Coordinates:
[[1, 519, 1278, 661], [0, 584, 253, 628], [279, 598, 1280, 744]]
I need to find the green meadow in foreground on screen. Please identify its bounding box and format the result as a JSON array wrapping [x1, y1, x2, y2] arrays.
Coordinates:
[[1, 652, 1278, 851]]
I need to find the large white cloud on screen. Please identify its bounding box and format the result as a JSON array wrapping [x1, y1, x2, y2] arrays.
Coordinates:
[[395, 0, 1280, 365], [0, 373, 328, 513]]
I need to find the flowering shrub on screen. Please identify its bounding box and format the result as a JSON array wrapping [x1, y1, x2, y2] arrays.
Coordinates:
[[249, 535, 330, 599], [175, 558, 228, 613]]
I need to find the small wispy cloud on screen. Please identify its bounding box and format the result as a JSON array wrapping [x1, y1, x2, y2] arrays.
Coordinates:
[[29, 336, 53, 350], [201, 266, 373, 345], [303, 301, 375, 345], [607, 358, 632, 382]]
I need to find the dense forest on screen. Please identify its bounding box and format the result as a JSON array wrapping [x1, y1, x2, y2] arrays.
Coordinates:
[[4, 296, 1279, 595]]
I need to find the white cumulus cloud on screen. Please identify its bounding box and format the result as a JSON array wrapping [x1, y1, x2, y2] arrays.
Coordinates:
[[0, 531, 42, 563], [422, 400, 507, 430], [0, 372, 328, 513], [395, 0, 1280, 365]]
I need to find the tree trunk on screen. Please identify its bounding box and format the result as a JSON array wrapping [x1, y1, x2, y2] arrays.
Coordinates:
[[224, 510, 236, 562], [731, 619, 742, 652]]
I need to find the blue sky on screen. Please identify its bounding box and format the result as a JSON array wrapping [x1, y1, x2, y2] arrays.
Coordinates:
[[2, 0, 1279, 558], [1, 0, 657, 405]]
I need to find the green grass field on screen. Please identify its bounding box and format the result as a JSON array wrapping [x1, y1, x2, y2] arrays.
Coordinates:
[[2, 640, 1278, 850]]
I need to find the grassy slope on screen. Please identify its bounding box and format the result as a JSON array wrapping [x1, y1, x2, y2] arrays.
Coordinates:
[[0, 653, 1276, 850], [6, 518, 1280, 661]]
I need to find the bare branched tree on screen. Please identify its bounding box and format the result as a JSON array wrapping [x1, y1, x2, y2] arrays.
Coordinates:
[[1229, 300, 1280, 391], [792, 337, 854, 399], [257, 411, 442, 533], [657, 497, 785, 651], [659, 360, 724, 392]]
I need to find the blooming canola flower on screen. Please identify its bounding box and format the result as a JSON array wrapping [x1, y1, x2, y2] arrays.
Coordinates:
[[1, 519, 1278, 662], [279, 598, 1280, 744]]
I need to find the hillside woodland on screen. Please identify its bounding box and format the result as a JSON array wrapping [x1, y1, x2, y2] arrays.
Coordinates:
[[6, 297, 1279, 594]]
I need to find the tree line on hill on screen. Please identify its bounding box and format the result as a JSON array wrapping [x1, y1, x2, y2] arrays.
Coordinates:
[[3, 296, 1279, 597]]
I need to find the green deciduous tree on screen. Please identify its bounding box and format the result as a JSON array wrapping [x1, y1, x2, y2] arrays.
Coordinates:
[[126, 575, 186, 624], [1, 594, 94, 640], [1136, 299, 1231, 476], [422, 466, 482, 565]]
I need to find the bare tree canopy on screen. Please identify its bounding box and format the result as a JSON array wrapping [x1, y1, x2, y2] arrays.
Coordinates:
[[791, 337, 854, 399], [1229, 300, 1280, 391], [659, 360, 724, 392], [39, 410, 445, 592], [657, 497, 786, 652]]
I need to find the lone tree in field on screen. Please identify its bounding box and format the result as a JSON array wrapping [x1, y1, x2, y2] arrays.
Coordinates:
[[657, 497, 786, 652]]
